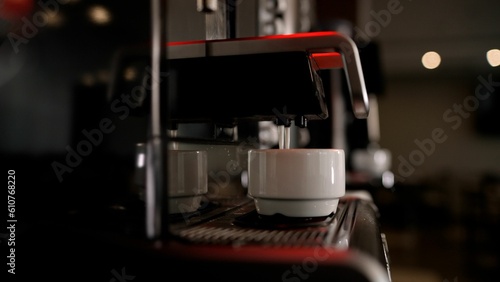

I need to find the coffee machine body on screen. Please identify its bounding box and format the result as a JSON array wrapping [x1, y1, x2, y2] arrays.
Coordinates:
[[111, 1, 393, 281]]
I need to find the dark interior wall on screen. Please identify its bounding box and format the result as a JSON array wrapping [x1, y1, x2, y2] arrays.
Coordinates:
[[0, 1, 154, 225], [0, 1, 151, 156]]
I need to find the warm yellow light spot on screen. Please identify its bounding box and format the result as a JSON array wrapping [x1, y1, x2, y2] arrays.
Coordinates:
[[421, 51, 441, 69], [46, 10, 64, 27], [88, 5, 111, 25], [124, 67, 137, 81], [486, 49, 500, 67]]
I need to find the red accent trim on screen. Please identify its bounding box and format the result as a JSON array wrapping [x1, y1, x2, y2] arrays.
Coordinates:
[[162, 241, 351, 264], [166, 31, 339, 47], [167, 39, 207, 46], [311, 52, 343, 69]]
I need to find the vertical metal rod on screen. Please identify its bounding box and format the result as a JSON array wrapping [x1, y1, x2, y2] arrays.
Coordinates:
[[150, 1, 163, 138], [146, 0, 167, 240], [331, 69, 346, 151], [278, 125, 284, 149], [367, 94, 380, 146], [277, 124, 291, 149], [284, 126, 291, 149]]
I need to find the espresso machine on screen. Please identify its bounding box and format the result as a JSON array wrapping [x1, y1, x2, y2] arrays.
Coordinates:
[[19, 1, 391, 281], [100, 0, 393, 281]]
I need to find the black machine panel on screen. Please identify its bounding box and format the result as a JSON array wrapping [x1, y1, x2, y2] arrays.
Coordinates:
[[166, 51, 328, 125]]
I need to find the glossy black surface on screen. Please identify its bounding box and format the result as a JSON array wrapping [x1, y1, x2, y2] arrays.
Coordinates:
[[19, 190, 391, 282], [110, 51, 330, 125]]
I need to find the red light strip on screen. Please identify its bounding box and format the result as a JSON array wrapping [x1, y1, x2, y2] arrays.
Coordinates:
[[166, 31, 339, 47], [163, 240, 351, 265], [311, 52, 343, 69]]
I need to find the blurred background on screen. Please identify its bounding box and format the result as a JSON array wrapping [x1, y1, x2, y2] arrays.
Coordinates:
[[368, 1, 500, 282], [1, 0, 500, 281]]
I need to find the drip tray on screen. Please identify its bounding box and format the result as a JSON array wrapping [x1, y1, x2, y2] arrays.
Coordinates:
[[234, 210, 335, 230], [174, 200, 342, 247]]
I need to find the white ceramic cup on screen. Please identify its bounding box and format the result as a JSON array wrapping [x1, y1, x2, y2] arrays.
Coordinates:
[[168, 149, 208, 214], [134, 144, 208, 214], [247, 148, 345, 217], [173, 142, 248, 198]]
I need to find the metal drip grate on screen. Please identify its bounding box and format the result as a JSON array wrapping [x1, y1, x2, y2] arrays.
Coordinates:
[[174, 203, 338, 247], [178, 225, 328, 246]]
